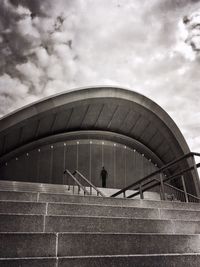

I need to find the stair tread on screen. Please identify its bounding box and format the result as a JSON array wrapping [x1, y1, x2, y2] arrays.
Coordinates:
[[0, 232, 199, 235], [1, 252, 200, 259], [0, 200, 200, 212], [1, 212, 200, 222]]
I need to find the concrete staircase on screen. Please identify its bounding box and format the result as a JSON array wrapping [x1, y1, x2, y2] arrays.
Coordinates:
[[1, 189, 200, 266], [0, 179, 161, 200]]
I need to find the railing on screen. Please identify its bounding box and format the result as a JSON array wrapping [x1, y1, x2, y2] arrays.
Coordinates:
[[163, 182, 199, 203], [111, 152, 200, 203], [74, 170, 105, 197], [63, 169, 105, 197], [63, 170, 90, 195]]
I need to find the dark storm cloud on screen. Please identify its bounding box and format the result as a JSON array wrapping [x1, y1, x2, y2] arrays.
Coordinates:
[[9, 0, 49, 16], [0, 0, 79, 116], [182, 10, 200, 52], [0, 1, 38, 76]]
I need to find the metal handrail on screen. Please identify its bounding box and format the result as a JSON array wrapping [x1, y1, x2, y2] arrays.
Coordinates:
[[111, 152, 195, 198], [74, 170, 105, 197], [163, 182, 200, 201], [64, 169, 90, 195], [126, 162, 200, 199], [110, 151, 200, 202]]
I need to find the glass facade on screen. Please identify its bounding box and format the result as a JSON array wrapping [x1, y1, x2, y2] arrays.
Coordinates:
[[0, 139, 158, 189]]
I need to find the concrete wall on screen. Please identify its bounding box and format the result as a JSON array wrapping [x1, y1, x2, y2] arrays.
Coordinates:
[[0, 139, 158, 189]]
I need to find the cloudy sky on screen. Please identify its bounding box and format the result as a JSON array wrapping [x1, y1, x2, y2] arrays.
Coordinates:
[[0, 0, 200, 151]]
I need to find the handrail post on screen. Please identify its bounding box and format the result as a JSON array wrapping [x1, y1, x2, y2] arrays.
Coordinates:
[[123, 191, 126, 198], [181, 175, 189, 203], [191, 156, 200, 198], [65, 169, 90, 195], [84, 186, 86, 195], [160, 173, 166, 200], [75, 170, 105, 197], [139, 184, 144, 199], [67, 173, 70, 190], [63, 171, 70, 190]]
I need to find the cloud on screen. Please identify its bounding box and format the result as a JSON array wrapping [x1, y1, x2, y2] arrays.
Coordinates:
[[0, 0, 200, 152], [183, 9, 200, 52]]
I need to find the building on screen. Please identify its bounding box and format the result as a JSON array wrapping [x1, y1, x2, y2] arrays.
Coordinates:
[[0, 86, 199, 197], [1, 86, 200, 266]]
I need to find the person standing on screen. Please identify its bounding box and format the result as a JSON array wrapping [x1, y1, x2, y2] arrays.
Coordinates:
[[100, 166, 108, 188]]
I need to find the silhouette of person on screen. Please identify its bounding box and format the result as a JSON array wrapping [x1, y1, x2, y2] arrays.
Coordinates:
[[101, 166, 108, 188]]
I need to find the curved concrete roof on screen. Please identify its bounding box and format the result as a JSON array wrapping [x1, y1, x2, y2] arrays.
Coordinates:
[[0, 86, 190, 165]]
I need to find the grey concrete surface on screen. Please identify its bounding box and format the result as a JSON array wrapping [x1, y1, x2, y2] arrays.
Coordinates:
[[47, 202, 160, 218], [39, 193, 125, 204], [138, 199, 200, 210], [173, 220, 200, 234], [1, 213, 200, 234], [0, 191, 37, 201], [0, 214, 44, 232], [1, 185, 200, 266], [39, 192, 200, 210], [58, 233, 200, 256], [0, 233, 57, 258], [160, 208, 200, 220], [0, 187, 200, 210], [45, 216, 200, 235], [45, 216, 173, 233], [0, 180, 75, 195], [0, 258, 57, 267], [58, 254, 200, 267], [0, 201, 46, 215]]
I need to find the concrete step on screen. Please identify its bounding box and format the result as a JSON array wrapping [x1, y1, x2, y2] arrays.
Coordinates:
[[1, 181, 200, 265], [2, 199, 200, 221], [47, 202, 200, 220], [0, 191, 38, 201], [0, 180, 76, 195], [0, 233, 56, 258], [58, 254, 200, 267], [99, 187, 161, 200], [2, 200, 200, 222], [1, 233, 200, 258], [47, 202, 160, 218], [45, 216, 173, 233], [39, 193, 200, 210], [0, 258, 57, 267], [1, 189, 200, 212], [0, 180, 160, 200], [57, 233, 200, 256], [0, 214, 44, 232], [45, 216, 200, 234], [0, 200, 46, 215], [39, 193, 142, 205], [1, 213, 200, 234], [2, 254, 200, 267], [160, 208, 200, 220]]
